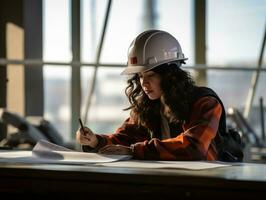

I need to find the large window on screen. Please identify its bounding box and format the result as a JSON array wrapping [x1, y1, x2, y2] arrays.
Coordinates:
[[207, 0, 266, 65]]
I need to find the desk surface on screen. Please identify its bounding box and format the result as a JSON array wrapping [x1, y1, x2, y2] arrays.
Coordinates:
[[1, 161, 266, 199]]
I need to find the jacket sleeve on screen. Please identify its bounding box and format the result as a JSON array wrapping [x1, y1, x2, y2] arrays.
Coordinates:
[[82, 117, 151, 152], [132, 96, 223, 160]]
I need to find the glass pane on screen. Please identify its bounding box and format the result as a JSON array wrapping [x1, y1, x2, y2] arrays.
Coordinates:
[[100, 0, 143, 64], [207, 0, 266, 66], [81, 67, 129, 134], [80, 66, 94, 119], [81, 0, 109, 62], [157, 0, 194, 65], [43, 66, 71, 141], [43, 0, 71, 62], [207, 70, 252, 109]]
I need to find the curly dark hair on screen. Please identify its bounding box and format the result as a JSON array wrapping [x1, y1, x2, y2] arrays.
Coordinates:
[[124, 62, 195, 130]]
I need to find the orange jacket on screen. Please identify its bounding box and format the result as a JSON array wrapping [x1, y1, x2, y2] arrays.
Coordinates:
[[83, 96, 222, 161]]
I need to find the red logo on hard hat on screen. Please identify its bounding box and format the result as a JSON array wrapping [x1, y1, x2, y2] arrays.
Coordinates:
[[130, 57, 138, 64]]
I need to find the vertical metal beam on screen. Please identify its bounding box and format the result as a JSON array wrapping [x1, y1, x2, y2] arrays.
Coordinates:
[[71, 0, 81, 137], [194, 0, 207, 86], [24, 0, 44, 116], [0, 1, 9, 140], [0, 2, 7, 112], [84, 0, 112, 123], [244, 23, 266, 118]]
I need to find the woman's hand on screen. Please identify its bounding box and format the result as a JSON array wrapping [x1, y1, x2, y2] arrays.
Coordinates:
[[76, 127, 98, 148], [99, 145, 133, 155]]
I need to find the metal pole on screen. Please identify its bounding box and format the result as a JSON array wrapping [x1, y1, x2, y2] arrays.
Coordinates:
[[244, 22, 266, 118], [194, 0, 207, 86], [83, 0, 112, 123], [71, 0, 81, 137]]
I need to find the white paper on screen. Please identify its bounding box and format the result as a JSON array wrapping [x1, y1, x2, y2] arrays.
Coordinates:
[[0, 140, 132, 164], [33, 139, 72, 152], [98, 160, 232, 170], [0, 140, 232, 169]]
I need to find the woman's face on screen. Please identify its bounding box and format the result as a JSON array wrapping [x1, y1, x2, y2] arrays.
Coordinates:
[[138, 70, 162, 100]]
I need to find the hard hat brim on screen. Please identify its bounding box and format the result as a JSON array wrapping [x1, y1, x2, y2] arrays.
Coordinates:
[[121, 58, 188, 75]]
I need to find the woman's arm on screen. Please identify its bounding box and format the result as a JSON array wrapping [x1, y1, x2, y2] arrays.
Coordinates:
[[131, 96, 223, 160], [82, 117, 151, 152]]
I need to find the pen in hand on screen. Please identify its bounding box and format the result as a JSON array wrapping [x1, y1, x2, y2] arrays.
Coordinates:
[[78, 118, 98, 148], [78, 118, 86, 135]]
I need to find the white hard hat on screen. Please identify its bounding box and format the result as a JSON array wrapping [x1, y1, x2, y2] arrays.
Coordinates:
[[121, 30, 187, 75]]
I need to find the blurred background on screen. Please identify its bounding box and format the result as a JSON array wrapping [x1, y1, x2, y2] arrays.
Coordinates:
[[0, 0, 265, 162]]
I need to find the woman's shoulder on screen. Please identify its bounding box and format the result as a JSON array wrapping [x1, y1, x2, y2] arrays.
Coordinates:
[[192, 96, 221, 108], [192, 86, 218, 100], [191, 86, 223, 107]]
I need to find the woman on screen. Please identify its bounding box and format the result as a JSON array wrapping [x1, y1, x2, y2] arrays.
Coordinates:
[[76, 30, 231, 161]]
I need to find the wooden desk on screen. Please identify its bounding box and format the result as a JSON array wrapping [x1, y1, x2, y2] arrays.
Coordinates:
[[0, 162, 266, 199]]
